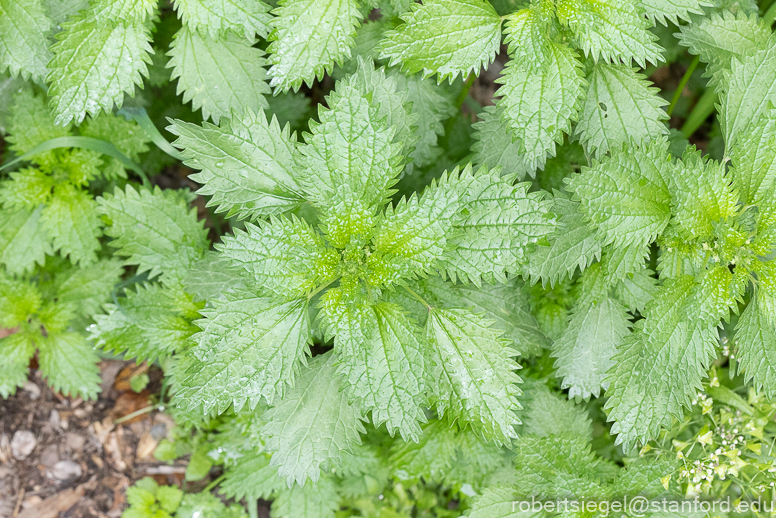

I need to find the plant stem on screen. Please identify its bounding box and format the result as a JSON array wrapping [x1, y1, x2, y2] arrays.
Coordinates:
[[403, 286, 432, 311], [681, 87, 717, 138], [204, 474, 226, 493], [114, 405, 155, 424], [667, 56, 699, 116]]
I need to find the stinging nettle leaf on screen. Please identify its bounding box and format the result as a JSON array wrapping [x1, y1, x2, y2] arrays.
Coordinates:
[[168, 110, 304, 221], [167, 27, 271, 124], [172, 0, 272, 40], [638, 0, 710, 25], [48, 15, 153, 125], [262, 351, 366, 486], [426, 308, 522, 446], [267, 0, 361, 91], [379, 0, 502, 83], [41, 184, 102, 266], [0, 0, 53, 82], [0, 205, 52, 276], [177, 293, 311, 415], [575, 63, 668, 158]]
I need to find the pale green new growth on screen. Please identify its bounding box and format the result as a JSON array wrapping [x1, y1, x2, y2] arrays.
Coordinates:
[[267, 0, 360, 91], [379, 0, 502, 82], [0, 0, 52, 82], [262, 352, 366, 486], [167, 27, 270, 124], [0, 206, 51, 275], [41, 184, 102, 266]]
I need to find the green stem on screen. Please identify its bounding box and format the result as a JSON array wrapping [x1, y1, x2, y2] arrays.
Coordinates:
[[403, 286, 432, 311], [307, 276, 340, 302], [681, 87, 718, 138], [764, 1, 776, 25], [114, 405, 155, 424], [667, 56, 699, 116], [203, 474, 226, 493]]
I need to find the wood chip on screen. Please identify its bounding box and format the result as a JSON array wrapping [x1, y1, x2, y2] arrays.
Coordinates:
[[18, 485, 85, 518]]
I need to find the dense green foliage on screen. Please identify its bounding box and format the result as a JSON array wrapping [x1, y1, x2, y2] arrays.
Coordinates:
[[3, 0, 776, 516]]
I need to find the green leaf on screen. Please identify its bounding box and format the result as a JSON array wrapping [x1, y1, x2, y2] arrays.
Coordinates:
[[172, 0, 272, 39], [496, 39, 585, 167], [419, 276, 550, 357], [519, 379, 593, 439], [720, 36, 776, 147], [155, 485, 183, 513], [48, 15, 153, 125], [379, 0, 502, 82], [552, 272, 632, 399], [297, 83, 402, 247], [54, 258, 124, 315], [0, 205, 52, 275], [38, 331, 101, 400], [270, 476, 340, 518], [0, 170, 56, 210], [167, 27, 270, 124], [0, 0, 53, 82], [426, 308, 521, 446], [472, 105, 536, 180], [90, 283, 199, 364], [97, 186, 209, 282], [41, 185, 102, 266], [185, 448, 214, 481], [267, 0, 360, 91], [526, 193, 601, 287], [183, 252, 248, 301], [168, 110, 303, 221], [734, 296, 776, 398], [0, 274, 41, 329], [0, 333, 35, 398], [220, 216, 339, 299], [176, 292, 311, 414], [556, 0, 664, 67], [322, 298, 427, 441], [567, 139, 673, 248], [6, 89, 71, 162], [638, 0, 710, 25], [388, 419, 460, 483], [262, 351, 366, 486], [89, 0, 157, 23], [441, 173, 554, 284], [468, 487, 530, 518], [575, 63, 668, 158], [729, 108, 776, 208], [605, 267, 740, 447], [668, 149, 738, 240], [678, 10, 771, 87], [220, 452, 286, 502]]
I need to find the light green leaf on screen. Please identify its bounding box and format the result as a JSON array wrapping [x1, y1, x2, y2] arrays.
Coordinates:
[[472, 105, 536, 180], [379, 0, 502, 82], [519, 379, 593, 439], [0, 170, 56, 210], [469, 487, 542, 518], [41, 184, 102, 266], [638, 0, 710, 25], [177, 293, 311, 414], [172, 0, 272, 39], [0, 0, 52, 82], [262, 352, 366, 486], [54, 258, 124, 315], [496, 40, 585, 167], [419, 276, 550, 357], [297, 83, 402, 247], [556, 0, 664, 67], [38, 331, 101, 400], [720, 36, 776, 146], [89, 0, 157, 22], [168, 110, 303, 221], [91, 283, 199, 364], [734, 295, 776, 398], [6, 89, 70, 160], [678, 10, 771, 87], [553, 279, 632, 399], [48, 15, 153, 125], [576, 63, 668, 158], [0, 333, 36, 398], [97, 186, 209, 282], [220, 452, 286, 502], [526, 194, 601, 287], [0, 205, 52, 275], [388, 419, 460, 483], [167, 27, 270, 124], [271, 476, 340, 518], [729, 108, 776, 208], [0, 273, 42, 329], [267, 0, 360, 91], [426, 308, 521, 446], [220, 216, 338, 299], [183, 252, 249, 301], [567, 138, 673, 248], [323, 298, 426, 441]]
